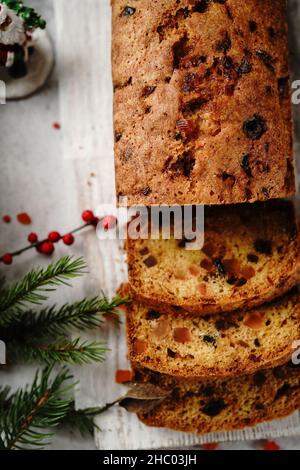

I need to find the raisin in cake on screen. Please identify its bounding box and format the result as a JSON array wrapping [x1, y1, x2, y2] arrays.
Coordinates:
[[133, 363, 300, 435], [127, 201, 300, 315], [113, 0, 294, 205], [125, 287, 300, 379]]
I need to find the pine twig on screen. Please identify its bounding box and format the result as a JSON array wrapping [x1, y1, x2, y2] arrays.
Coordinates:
[[0, 366, 73, 450], [7, 338, 108, 365], [0, 384, 115, 446], [0, 256, 86, 322], [2, 294, 128, 338]]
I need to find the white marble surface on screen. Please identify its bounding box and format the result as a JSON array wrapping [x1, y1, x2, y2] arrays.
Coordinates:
[[0, 0, 299, 451]]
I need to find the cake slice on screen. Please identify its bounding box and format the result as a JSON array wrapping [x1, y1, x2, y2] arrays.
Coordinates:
[[126, 287, 300, 379], [133, 363, 300, 436], [127, 201, 300, 316]]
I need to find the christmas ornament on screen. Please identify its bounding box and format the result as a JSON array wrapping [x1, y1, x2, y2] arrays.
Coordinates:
[[0, 1, 53, 100]]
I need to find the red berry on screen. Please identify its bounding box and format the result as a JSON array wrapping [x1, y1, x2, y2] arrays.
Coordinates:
[[263, 441, 280, 451], [2, 253, 13, 265], [102, 215, 117, 231], [202, 443, 218, 451], [28, 232, 38, 244], [17, 212, 32, 225], [53, 122, 61, 130], [62, 233, 74, 246], [82, 210, 95, 223], [39, 241, 55, 255], [48, 231, 61, 243], [2, 215, 11, 223]]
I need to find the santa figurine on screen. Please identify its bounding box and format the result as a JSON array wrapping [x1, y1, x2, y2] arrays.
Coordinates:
[[0, 0, 46, 78]]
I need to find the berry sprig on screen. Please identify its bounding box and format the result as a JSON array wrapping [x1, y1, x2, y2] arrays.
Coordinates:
[[1, 211, 117, 266], [1, 0, 46, 30]]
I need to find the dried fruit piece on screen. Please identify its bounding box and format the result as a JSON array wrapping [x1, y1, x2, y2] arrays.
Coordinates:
[[134, 339, 147, 354], [253, 371, 266, 386], [278, 76, 289, 99], [254, 239, 272, 255], [143, 255, 158, 268], [173, 35, 189, 69], [189, 264, 201, 276], [142, 86, 156, 97], [115, 132, 122, 142], [173, 327, 192, 344], [181, 97, 207, 114], [122, 6, 136, 16], [244, 312, 265, 330], [249, 20, 257, 32], [115, 370, 134, 384], [153, 318, 169, 339], [240, 266, 255, 280], [200, 258, 215, 273], [167, 348, 177, 358], [216, 32, 231, 53], [274, 383, 290, 400], [174, 268, 188, 280], [213, 258, 226, 276], [241, 154, 252, 177], [215, 317, 238, 331], [198, 283, 207, 296], [203, 335, 217, 347], [192, 0, 210, 13], [202, 243, 215, 258], [142, 187, 152, 196], [237, 57, 252, 75], [167, 151, 196, 177], [146, 310, 161, 320], [256, 50, 275, 73], [247, 253, 259, 263], [243, 114, 267, 140], [202, 399, 226, 416], [223, 259, 241, 276]]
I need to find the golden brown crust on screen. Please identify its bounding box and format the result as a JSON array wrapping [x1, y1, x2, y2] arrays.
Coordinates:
[[112, 0, 294, 206], [136, 364, 300, 435], [126, 288, 300, 379], [127, 201, 300, 316]]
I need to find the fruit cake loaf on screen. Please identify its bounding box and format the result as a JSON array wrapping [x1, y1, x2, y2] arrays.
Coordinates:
[[127, 201, 300, 316], [133, 363, 300, 436], [112, 0, 294, 206], [125, 286, 300, 379]]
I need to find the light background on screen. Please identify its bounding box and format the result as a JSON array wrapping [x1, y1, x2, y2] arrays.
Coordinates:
[[0, 0, 300, 450]]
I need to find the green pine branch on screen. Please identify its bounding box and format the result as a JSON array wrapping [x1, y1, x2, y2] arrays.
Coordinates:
[[7, 338, 108, 365], [0, 366, 73, 450], [0, 257, 129, 448], [0, 256, 87, 325], [3, 294, 126, 338], [1, 1, 46, 30], [0, 380, 107, 448]]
